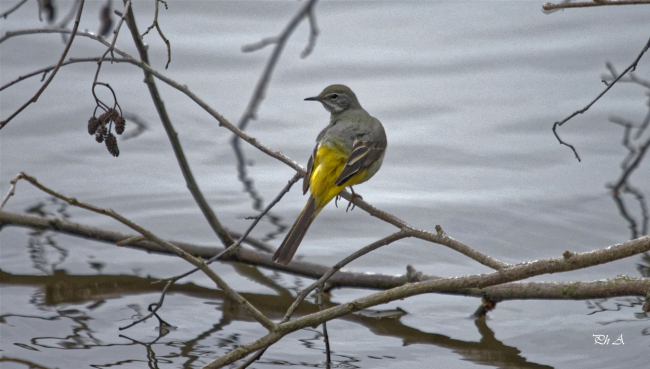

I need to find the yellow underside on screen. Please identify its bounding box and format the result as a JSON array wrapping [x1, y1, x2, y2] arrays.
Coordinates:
[[310, 144, 367, 211]]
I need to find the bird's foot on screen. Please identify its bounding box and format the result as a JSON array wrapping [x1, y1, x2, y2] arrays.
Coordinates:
[[346, 187, 363, 212]]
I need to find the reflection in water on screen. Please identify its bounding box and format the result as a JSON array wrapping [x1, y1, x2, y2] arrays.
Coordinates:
[[2, 309, 103, 350], [1, 269, 559, 368], [25, 197, 71, 219], [117, 334, 172, 369], [596, 66, 650, 327], [2, 199, 647, 367], [586, 297, 649, 317], [231, 137, 288, 242], [296, 328, 362, 369], [605, 67, 650, 240], [27, 231, 68, 276], [346, 297, 554, 369], [120, 112, 148, 141], [637, 252, 650, 277], [22, 199, 71, 275], [0, 356, 53, 369]]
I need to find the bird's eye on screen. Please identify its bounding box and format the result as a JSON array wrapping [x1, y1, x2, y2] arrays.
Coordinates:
[[330, 94, 338, 100]]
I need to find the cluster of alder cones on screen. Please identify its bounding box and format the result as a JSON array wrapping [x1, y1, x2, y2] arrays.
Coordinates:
[[87, 108, 125, 157]]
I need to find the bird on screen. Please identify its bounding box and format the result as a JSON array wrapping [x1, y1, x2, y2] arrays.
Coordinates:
[[272, 84, 387, 264]]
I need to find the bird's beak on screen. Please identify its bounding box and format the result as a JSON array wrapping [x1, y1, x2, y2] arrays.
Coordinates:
[[304, 96, 321, 102]]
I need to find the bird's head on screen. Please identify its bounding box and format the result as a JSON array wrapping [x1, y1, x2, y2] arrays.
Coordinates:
[[305, 84, 362, 113]]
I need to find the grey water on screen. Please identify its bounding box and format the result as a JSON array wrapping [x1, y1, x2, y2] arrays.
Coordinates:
[[1, 1, 649, 368]]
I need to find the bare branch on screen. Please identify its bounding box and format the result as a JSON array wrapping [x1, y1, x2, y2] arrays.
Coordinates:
[[2, 210, 649, 301], [118, 173, 300, 330], [93, 0, 131, 83], [230, 0, 319, 225], [0, 210, 413, 289], [0, 57, 120, 92], [122, 7, 236, 248], [0, 0, 86, 130], [5, 173, 276, 332], [0, 27, 525, 271], [140, 0, 171, 69], [116, 235, 144, 246], [121, 171, 296, 331], [283, 232, 408, 321], [0, 27, 304, 171], [118, 278, 175, 330], [336, 191, 512, 270], [236, 0, 319, 133], [241, 36, 278, 53], [0, 25, 511, 272], [236, 349, 266, 369], [205, 234, 650, 367], [543, 0, 650, 11], [0, 174, 21, 211], [552, 122, 581, 161], [551, 36, 650, 161], [88, 0, 131, 119], [1, 0, 28, 19], [206, 172, 299, 261]]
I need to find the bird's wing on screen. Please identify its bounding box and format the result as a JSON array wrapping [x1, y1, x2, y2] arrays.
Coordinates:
[[335, 136, 386, 186], [302, 144, 318, 195]]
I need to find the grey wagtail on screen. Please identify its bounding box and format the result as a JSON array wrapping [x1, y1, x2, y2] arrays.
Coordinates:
[[272, 84, 387, 264]]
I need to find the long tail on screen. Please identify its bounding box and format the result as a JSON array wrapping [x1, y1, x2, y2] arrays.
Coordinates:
[[272, 196, 318, 265]]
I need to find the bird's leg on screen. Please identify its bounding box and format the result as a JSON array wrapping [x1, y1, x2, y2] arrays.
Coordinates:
[[346, 186, 363, 212], [335, 194, 340, 208]]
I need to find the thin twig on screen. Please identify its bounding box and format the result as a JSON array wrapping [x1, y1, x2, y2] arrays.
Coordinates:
[[0, 175, 21, 212], [1, 0, 28, 19], [236, 348, 267, 369], [552, 36, 650, 161], [283, 232, 408, 321], [543, 0, 650, 11], [89, 0, 131, 115], [317, 286, 331, 367], [0, 27, 304, 172], [119, 278, 175, 330], [140, 0, 171, 69], [337, 193, 511, 270], [0, 0, 86, 130], [91, 0, 131, 95], [116, 235, 144, 246], [0, 57, 124, 92], [231, 138, 288, 241], [203, 172, 300, 262]]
